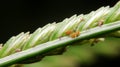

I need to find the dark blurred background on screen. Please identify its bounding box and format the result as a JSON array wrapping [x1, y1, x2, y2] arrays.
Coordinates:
[[0, 0, 118, 43]]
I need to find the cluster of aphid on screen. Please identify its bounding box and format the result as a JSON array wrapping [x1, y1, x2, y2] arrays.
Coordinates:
[[0, 19, 104, 53], [91, 19, 104, 46], [63, 18, 104, 47], [64, 19, 104, 38]]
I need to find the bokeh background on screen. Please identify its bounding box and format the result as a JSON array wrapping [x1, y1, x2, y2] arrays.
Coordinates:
[[0, 0, 119, 67], [0, 0, 118, 43]]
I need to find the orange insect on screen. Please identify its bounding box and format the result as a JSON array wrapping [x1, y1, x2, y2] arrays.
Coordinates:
[[65, 30, 73, 35], [70, 31, 80, 38], [65, 30, 80, 38]]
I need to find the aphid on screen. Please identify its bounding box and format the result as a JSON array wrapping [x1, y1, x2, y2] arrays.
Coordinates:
[[90, 39, 98, 46], [70, 31, 80, 38], [80, 17, 84, 21], [75, 31, 80, 36], [65, 30, 73, 35], [98, 19, 104, 27], [65, 30, 80, 38], [15, 48, 21, 52], [90, 38, 105, 46], [70, 32, 77, 38]]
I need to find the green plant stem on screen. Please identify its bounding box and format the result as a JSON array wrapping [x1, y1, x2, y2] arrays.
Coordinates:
[[0, 1, 120, 59], [0, 21, 120, 67]]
